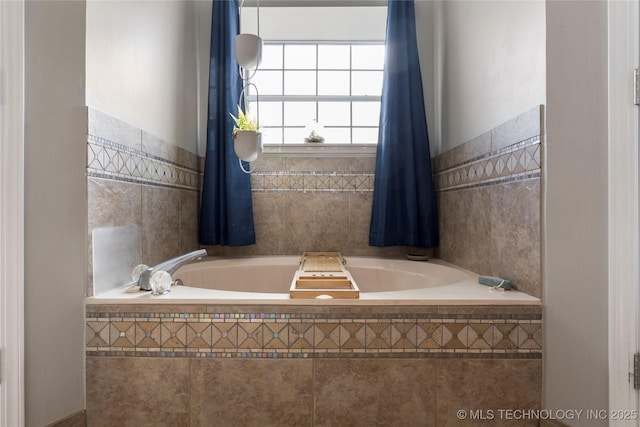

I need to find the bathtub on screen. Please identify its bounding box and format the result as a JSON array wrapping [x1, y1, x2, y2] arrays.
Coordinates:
[[86, 255, 543, 419], [90, 255, 540, 305]]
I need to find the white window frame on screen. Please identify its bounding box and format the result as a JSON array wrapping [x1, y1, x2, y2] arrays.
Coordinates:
[[248, 41, 383, 157], [0, 0, 25, 425]]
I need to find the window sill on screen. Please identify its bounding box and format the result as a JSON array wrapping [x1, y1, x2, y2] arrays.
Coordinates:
[[262, 143, 377, 157]]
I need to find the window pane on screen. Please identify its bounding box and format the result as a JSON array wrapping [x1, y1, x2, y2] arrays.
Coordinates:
[[257, 101, 282, 127], [318, 102, 350, 126], [321, 127, 351, 144], [318, 45, 350, 69], [352, 102, 380, 126], [252, 70, 282, 95], [284, 102, 316, 126], [353, 128, 379, 144], [352, 71, 383, 96], [352, 45, 385, 69], [284, 45, 316, 69], [318, 71, 349, 96], [260, 44, 283, 69], [283, 127, 307, 143], [262, 127, 283, 144], [284, 71, 316, 95]]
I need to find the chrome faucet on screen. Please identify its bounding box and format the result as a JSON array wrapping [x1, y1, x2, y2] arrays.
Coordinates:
[[137, 249, 207, 291]]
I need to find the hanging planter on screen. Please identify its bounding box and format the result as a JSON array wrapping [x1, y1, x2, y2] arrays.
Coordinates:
[[235, 33, 263, 70], [233, 129, 263, 163], [230, 104, 262, 164]]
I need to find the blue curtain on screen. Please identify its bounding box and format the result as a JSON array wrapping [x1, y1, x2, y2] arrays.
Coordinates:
[[199, 0, 256, 246], [369, 0, 438, 248]]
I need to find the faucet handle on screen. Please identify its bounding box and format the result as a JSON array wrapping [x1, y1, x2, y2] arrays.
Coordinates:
[[131, 264, 149, 282], [150, 270, 172, 295]]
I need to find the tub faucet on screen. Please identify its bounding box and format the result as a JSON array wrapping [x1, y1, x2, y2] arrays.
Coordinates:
[[137, 249, 207, 291]]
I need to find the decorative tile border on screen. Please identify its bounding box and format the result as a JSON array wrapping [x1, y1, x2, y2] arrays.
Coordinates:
[[87, 135, 200, 191], [86, 307, 542, 359], [251, 171, 375, 193], [434, 136, 541, 192]]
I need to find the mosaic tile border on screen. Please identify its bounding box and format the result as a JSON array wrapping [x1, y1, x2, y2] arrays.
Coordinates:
[[86, 309, 542, 359], [251, 171, 375, 193], [87, 135, 200, 191], [434, 136, 541, 192]]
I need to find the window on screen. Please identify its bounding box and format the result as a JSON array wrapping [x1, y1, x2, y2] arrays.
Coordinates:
[[247, 42, 385, 145]]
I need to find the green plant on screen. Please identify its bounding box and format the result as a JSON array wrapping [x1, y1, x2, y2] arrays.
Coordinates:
[[230, 105, 258, 137]]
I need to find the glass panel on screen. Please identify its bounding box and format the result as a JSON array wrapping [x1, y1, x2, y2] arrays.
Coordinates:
[[353, 127, 379, 144], [257, 101, 282, 127], [284, 71, 316, 95], [284, 44, 316, 69], [318, 71, 349, 96], [260, 44, 283, 69], [251, 70, 282, 95], [284, 127, 308, 143], [318, 45, 350, 69], [352, 71, 383, 96], [262, 127, 283, 144], [284, 102, 316, 126], [318, 102, 350, 126], [321, 127, 351, 144], [352, 102, 380, 126], [243, 101, 258, 120], [352, 45, 385, 69]]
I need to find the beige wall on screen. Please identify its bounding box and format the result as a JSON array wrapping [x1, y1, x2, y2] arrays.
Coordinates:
[[421, 1, 546, 154], [24, 1, 87, 425], [544, 1, 609, 425], [86, 0, 199, 153]]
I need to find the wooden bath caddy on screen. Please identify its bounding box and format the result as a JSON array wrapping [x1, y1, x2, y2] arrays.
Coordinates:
[[289, 252, 360, 299]]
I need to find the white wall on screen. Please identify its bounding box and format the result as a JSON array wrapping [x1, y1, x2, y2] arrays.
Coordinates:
[[430, 0, 546, 153], [86, 0, 199, 153], [544, 1, 609, 425], [24, 1, 87, 425], [414, 0, 439, 155], [241, 7, 386, 41], [196, 0, 212, 157]]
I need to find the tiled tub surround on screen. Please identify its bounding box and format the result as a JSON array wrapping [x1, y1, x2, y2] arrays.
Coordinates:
[[86, 303, 541, 426], [434, 106, 543, 298], [204, 154, 430, 258], [86, 107, 201, 296]]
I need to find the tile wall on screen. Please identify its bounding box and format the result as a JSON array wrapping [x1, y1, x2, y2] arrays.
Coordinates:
[[87, 108, 431, 269], [86, 107, 201, 296], [433, 106, 543, 297], [86, 303, 542, 426], [205, 155, 430, 258]]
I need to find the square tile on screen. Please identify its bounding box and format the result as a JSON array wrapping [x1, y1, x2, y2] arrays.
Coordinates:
[[436, 359, 541, 426], [288, 323, 314, 350], [86, 357, 189, 426], [211, 322, 237, 350], [190, 359, 313, 426], [314, 323, 340, 350], [365, 321, 391, 350], [237, 321, 263, 350], [339, 322, 366, 350], [315, 359, 436, 426], [263, 322, 288, 349]]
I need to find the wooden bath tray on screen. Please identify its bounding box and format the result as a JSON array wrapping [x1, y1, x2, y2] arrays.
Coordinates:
[[290, 252, 360, 299]]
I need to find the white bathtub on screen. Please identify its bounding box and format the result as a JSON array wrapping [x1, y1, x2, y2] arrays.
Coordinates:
[[90, 256, 541, 306]]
